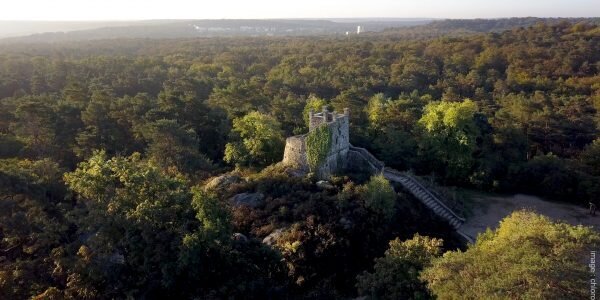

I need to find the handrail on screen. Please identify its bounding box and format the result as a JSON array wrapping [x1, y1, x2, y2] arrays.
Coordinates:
[[456, 230, 475, 243], [347, 144, 465, 226], [349, 145, 384, 170], [385, 168, 465, 222], [348, 149, 382, 174]]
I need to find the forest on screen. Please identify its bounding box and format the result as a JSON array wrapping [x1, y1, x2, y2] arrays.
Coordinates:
[[0, 20, 599, 299]]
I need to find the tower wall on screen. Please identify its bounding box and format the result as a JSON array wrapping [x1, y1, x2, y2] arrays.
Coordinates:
[[315, 114, 349, 178], [282, 135, 308, 170]]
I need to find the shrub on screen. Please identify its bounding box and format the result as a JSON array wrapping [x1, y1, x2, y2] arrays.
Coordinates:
[[361, 174, 396, 221], [421, 210, 600, 300], [356, 234, 442, 300]]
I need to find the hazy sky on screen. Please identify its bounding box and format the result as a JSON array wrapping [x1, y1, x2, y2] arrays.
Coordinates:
[[1, 0, 599, 20]]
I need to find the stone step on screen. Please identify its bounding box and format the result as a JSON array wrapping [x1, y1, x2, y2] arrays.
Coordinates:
[[424, 197, 436, 206], [423, 198, 434, 206], [386, 169, 465, 232]]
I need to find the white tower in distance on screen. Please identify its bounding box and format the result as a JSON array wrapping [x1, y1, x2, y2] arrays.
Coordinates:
[[357, 26, 362, 34]]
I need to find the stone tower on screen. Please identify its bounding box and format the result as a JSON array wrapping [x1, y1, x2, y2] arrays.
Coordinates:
[[282, 107, 350, 178]]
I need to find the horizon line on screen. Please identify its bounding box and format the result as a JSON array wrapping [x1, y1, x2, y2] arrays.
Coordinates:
[[0, 16, 597, 22]]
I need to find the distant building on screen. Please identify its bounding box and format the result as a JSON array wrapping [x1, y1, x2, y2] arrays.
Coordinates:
[[357, 26, 362, 34]]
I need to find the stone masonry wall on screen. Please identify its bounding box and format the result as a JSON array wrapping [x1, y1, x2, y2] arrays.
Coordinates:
[[316, 114, 349, 178], [282, 135, 308, 170]]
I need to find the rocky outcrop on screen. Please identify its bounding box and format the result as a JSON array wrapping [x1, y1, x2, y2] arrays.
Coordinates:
[[229, 192, 265, 208], [205, 173, 243, 191], [316, 180, 335, 190], [233, 233, 249, 243], [262, 228, 285, 246]]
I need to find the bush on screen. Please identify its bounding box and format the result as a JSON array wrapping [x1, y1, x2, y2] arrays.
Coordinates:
[[357, 234, 443, 300], [0, 134, 24, 158], [361, 174, 396, 221], [506, 154, 583, 203], [421, 210, 600, 299]]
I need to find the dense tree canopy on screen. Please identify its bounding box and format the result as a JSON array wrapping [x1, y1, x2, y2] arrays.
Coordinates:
[[0, 20, 599, 298]]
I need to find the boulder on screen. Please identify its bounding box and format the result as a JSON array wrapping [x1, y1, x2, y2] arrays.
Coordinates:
[[229, 192, 265, 208], [316, 180, 335, 189], [204, 173, 243, 191], [262, 228, 285, 246], [232, 232, 249, 243]]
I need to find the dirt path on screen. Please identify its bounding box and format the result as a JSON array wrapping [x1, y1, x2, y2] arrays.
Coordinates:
[[461, 193, 600, 238]]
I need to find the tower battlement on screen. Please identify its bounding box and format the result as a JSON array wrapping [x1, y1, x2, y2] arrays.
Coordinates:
[[308, 106, 350, 131]]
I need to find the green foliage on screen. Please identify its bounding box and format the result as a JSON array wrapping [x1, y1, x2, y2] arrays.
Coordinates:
[[303, 94, 328, 127], [0, 134, 24, 158], [62, 150, 288, 298], [421, 210, 600, 300], [305, 124, 332, 171], [507, 154, 585, 202], [224, 111, 285, 167], [64, 150, 191, 226], [13, 96, 58, 158], [0, 158, 67, 299], [580, 138, 600, 176], [365, 92, 425, 169], [357, 234, 443, 300], [365, 93, 387, 127], [62, 151, 193, 296], [418, 99, 481, 182], [190, 187, 231, 239], [331, 86, 370, 125], [75, 90, 137, 158], [272, 94, 305, 135], [208, 79, 268, 118], [361, 174, 396, 221], [143, 119, 214, 174]]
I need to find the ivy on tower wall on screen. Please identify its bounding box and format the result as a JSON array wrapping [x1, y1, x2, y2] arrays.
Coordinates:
[[306, 125, 332, 171]]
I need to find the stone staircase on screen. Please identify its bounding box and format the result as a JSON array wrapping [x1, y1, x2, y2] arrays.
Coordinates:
[[348, 145, 474, 243], [383, 170, 462, 226], [384, 169, 474, 243]]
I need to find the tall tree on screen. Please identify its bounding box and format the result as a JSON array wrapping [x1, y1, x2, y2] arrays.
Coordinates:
[[224, 111, 285, 167], [421, 210, 600, 300], [357, 234, 443, 300], [143, 119, 214, 175], [63, 151, 195, 298], [417, 99, 481, 182]]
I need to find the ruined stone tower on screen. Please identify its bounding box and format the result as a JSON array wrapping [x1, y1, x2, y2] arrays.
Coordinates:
[[282, 106, 349, 178]]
